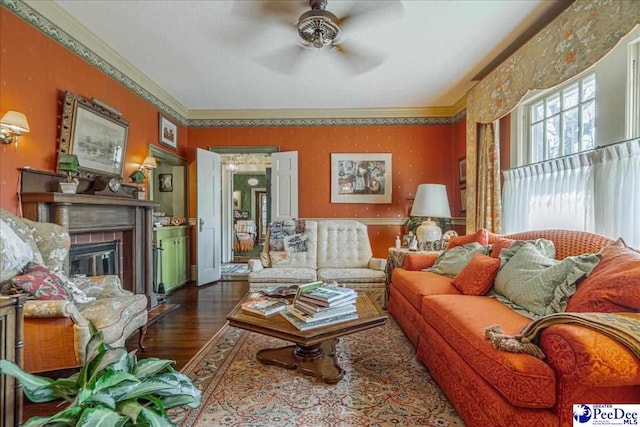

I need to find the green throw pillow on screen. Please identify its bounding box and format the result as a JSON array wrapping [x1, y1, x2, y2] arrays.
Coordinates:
[[498, 238, 556, 267], [426, 242, 491, 277], [494, 243, 601, 316]]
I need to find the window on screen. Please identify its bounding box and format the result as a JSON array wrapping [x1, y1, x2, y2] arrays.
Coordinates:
[[525, 73, 596, 164]]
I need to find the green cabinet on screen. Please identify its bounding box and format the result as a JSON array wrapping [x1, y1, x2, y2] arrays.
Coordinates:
[[154, 226, 190, 293]]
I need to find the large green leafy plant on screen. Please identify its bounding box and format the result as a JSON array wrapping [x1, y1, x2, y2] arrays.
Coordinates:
[[0, 329, 201, 426]]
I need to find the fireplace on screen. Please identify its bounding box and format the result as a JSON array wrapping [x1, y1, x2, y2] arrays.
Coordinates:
[[69, 240, 120, 278]]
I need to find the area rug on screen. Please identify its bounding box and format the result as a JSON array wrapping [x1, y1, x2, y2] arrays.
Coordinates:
[[170, 317, 464, 426], [221, 263, 249, 275]]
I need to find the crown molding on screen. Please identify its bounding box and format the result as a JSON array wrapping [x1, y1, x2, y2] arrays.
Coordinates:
[[7, 0, 468, 127]]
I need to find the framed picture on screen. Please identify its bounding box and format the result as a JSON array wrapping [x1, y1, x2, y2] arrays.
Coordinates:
[[330, 153, 392, 204], [458, 156, 467, 184], [159, 173, 173, 192], [232, 190, 242, 210], [402, 234, 416, 248], [159, 114, 178, 149], [460, 187, 467, 213], [58, 91, 129, 178]]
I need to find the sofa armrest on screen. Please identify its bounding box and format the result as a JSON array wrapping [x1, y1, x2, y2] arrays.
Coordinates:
[[540, 324, 640, 387], [368, 257, 387, 271], [24, 300, 87, 324], [248, 259, 264, 272], [404, 253, 440, 271], [72, 275, 131, 298]]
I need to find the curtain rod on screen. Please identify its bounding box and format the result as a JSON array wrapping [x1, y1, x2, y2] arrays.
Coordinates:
[[504, 137, 639, 172]]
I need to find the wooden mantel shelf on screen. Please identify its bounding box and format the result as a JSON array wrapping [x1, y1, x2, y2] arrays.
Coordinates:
[[21, 192, 159, 208]]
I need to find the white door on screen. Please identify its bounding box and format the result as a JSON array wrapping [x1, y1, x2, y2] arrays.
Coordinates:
[[271, 151, 298, 220], [196, 148, 221, 285]]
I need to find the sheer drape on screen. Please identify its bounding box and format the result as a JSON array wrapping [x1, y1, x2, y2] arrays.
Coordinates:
[[477, 123, 501, 233], [503, 139, 640, 248]]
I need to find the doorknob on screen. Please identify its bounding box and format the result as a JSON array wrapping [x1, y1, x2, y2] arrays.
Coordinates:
[[199, 218, 204, 232]]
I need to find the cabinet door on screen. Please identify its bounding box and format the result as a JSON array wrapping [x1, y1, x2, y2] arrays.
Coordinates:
[[159, 238, 177, 293], [176, 236, 189, 285]]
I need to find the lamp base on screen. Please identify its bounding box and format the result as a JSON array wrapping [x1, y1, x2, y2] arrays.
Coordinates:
[[416, 219, 442, 250]]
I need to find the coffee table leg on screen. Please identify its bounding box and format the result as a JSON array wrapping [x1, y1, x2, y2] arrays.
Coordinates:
[[256, 339, 344, 384]]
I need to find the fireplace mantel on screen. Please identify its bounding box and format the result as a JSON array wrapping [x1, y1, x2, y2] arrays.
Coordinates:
[[20, 169, 160, 307]]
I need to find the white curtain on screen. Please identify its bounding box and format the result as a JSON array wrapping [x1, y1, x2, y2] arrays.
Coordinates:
[[503, 139, 640, 248]]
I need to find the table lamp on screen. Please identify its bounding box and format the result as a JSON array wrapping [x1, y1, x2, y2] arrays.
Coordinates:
[[410, 184, 451, 249]]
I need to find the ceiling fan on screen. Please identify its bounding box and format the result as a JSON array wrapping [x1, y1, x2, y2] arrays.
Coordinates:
[[232, 0, 404, 75]]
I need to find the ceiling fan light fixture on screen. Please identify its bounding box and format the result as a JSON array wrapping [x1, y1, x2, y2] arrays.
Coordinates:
[[298, 9, 341, 49]]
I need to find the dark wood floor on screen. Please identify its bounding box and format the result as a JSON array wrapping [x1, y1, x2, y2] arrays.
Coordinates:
[[22, 277, 249, 421]]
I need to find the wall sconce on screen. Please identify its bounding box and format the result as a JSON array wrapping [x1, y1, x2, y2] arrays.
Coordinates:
[[0, 111, 30, 149], [129, 155, 158, 183]]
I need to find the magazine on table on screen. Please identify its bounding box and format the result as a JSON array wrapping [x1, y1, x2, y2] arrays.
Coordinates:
[[280, 309, 358, 331], [287, 304, 356, 323], [294, 281, 355, 305], [294, 295, 356, 314], [241, 294, 289, 316]]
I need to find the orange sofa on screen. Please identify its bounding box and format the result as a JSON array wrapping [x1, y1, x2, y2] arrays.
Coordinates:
[[388, 229, 640, 427]]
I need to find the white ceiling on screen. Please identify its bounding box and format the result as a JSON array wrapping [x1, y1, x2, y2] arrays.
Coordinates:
[[34, 0, 564, 116]]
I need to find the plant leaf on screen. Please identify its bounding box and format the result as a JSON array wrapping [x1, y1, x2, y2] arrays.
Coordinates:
[[118, 379, 174, 401], [151, 372, 202, 406], [23, 406, 83, 426], [139, 406, 177, 427], [93, 371, 139, 393], [77, 331, 108, 386], [0, 360, 59, 403], [88, 347, 130, 384], [76, 407, 128, 427], [161, 394, 201, 410], [116, 400, 142, 423], [132, 358, 175, 380]]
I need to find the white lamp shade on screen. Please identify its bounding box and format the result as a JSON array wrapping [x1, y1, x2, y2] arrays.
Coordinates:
[[141, 155, 157, 169], [410, 184, 451, 218], [1, 111, 30, 133]]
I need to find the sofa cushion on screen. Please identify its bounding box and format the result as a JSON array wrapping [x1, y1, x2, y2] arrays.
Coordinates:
[[498, 238, 556, 266], [446, 228, 489, 249], [426, 242, 491, 277], [391, 269, 459, 311], [317, 220, 372, 269], [404, 253, 440, 271], [489, 238, 515, 258], [318, 267, 385, 283], [0, 218, 33, 271], [494, 243, 601, 317], [567, 238, 640, 313], [452, 254, 500, 296], [248, 267, 317, 284], [13, 264, 70, 300], [78, 294, 148, 344], [421, 295, 556, 408]]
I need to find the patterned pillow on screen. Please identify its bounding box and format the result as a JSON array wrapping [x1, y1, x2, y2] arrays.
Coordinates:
[[452, 254, 501, 295], [494, 243, 601, 316], [404, 253, 440, 271], [12, 264, 70, 300], [567, 238, 640, 313], [490, 238, 515, 258], [0, 219, 33, 271], [269, 251, 290, 266], [498, 239, 556, 267], [426, 242, 491, 277], [446, 229, 489, 249], [284, 233, 308, 253]]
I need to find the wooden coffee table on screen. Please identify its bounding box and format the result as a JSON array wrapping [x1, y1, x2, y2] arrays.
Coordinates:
[[227, 292, 387, 384]]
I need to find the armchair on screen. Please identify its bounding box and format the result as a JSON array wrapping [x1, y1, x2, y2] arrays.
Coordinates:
[[0, 209, 148, 373]]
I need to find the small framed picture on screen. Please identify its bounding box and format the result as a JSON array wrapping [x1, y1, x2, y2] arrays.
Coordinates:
[[460, 187, 467, 213], [159, 173, 173, 192], [458, 157, 467, 184], [402, 234, 415, 248], [159, 114, 178, 149]]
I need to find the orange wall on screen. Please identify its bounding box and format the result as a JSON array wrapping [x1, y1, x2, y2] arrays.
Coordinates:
[[0, 9, 187, 215], [0, 8, 466, 260], [187, 125, 458, 257]]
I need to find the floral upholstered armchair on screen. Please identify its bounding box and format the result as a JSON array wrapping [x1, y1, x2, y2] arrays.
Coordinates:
[[0, 209, 148, 373]]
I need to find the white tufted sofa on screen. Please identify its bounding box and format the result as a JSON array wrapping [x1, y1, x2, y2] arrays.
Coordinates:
[[248, 220, 387, 307]]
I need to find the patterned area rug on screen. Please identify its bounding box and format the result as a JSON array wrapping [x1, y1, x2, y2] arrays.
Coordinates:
[[171, 317, 464, 426]]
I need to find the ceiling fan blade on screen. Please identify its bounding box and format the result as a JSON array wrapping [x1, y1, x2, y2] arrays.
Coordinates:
[[255, 43, 311, 75], [338, 0, 404, 33], [231, 0, 308, 27], [331, 40, 388, 76]]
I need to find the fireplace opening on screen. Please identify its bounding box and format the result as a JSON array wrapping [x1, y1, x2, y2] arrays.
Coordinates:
[[69, 240, 120, 278]]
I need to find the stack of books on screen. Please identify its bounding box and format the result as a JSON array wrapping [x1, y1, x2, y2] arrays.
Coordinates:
[[280, 281, 358, 330], [241, 294, 289, 317]]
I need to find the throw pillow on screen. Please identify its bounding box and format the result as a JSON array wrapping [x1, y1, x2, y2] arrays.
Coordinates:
[[12, 264, 70, 300], [404, 253, 440, 271], [494, 243, 601, 316], [54, 272, 96, 304], [0, 218, 33, 271], [426, 242, 491, 277], [452, 254, 501, 295], [446, 229, 489, 250], [498, 238, 556, 267], [260, 251, 271, 268], [269, 251, 290, 267], [567, 238, 640, 313], [490, 238, 515, 258], [284, 233, 308, 253]]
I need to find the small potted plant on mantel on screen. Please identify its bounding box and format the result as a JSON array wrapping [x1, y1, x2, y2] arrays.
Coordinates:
[[0, 328, 201, 426], [57, 153, 80, 194]]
